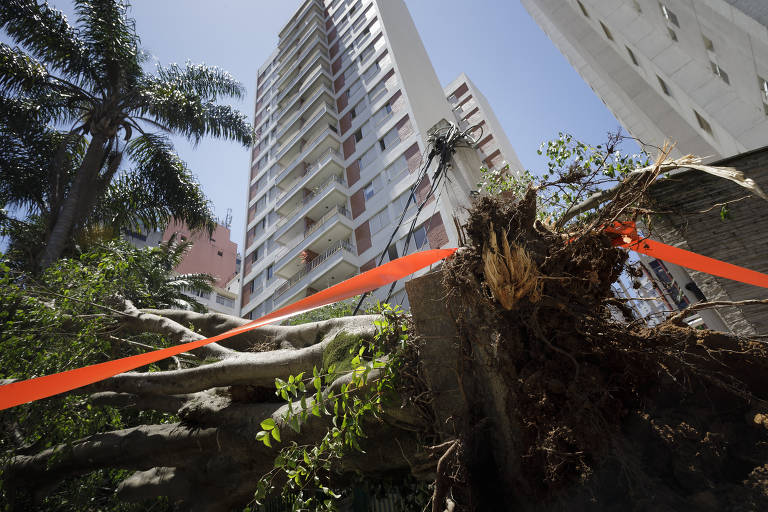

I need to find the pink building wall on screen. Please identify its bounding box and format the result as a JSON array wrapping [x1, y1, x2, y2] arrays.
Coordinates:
[[162, 221, 238, 288]]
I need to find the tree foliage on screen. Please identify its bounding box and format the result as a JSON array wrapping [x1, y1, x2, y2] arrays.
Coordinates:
[[0, 238, 213, 509], [0, 0, 253, 268]]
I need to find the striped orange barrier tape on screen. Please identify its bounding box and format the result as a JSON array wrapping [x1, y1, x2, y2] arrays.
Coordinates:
[[605, 221, 768, 289], [0, 248, 457, 411]]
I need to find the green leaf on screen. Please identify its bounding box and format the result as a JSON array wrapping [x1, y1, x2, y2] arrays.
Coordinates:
[[303, 450, 311, 465], [260, 418, 276, 430], [271, 427, 281, 442]]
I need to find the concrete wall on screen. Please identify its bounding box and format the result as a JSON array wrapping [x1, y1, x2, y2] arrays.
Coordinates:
[[647, 145, 768, 335], [163, 221, 238, 288], [521, 0, 768, 160], [444, 73, 525, 176]]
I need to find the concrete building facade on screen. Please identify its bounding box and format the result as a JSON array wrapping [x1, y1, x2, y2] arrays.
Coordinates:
[[238, 0, 516, 319], [445, 73, 524, 175], [125, 221, 240, 316], [521, 0, 768, 160]]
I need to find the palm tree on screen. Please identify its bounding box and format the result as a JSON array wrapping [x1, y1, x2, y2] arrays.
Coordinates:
[[0, 0, 253, 269]]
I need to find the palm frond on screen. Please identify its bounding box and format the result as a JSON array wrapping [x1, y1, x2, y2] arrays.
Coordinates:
[[0, 43, 49, 95], [0, 97, 87, 213], [132, 82, 253, 146], [73, 0, 142, 90], [155, 62, 246, 101], [94, 134, 216, 234], [0, 0, 94, 84]]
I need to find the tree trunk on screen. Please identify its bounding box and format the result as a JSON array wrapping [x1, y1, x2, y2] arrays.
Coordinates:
[[38, 133, 108, 269]]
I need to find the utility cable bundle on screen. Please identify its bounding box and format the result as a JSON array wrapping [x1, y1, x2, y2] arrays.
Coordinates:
[[353, 122, 482, 314]]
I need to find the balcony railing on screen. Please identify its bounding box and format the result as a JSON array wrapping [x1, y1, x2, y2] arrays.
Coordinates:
[[305, 204, 350, 238], [278, 19, 323, 69], [274, 238, 354, 299], [275, 148, 341, 206], [275, 87, 330, 140], [277, 57, 328, 105], [273, 173, 346, 231], [275, 125, 339, 183], [276, 103, 333, 159]]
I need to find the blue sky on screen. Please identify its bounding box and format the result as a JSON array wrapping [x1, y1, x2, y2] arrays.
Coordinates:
[[29, 1, 628, 252]]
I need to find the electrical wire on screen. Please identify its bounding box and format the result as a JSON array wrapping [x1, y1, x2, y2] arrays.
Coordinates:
[[352, 122, 477, 314]]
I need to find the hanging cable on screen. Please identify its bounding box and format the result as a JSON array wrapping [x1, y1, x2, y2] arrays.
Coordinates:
[[352, 122, 479, 314]]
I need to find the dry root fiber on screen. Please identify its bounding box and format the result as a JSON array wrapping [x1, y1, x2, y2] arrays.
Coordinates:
[[439, 189, 768, 512], [483, 222, 542, 309]]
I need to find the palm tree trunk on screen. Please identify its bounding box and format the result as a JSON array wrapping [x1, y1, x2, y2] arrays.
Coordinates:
[[74, 150, 123, 229], [38, 133, 108, 269]]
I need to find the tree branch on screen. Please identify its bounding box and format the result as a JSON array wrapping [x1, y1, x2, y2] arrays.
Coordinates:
[[88, 391, 190, 413], [120, 301, 236, 360], [140, 309, 382, 351], [556, 155, 768, 228], [666, 299, 768, 326], [88, 340, 330, 396]]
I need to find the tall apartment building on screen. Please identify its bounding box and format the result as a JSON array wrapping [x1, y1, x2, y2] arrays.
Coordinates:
[[239, 0, 516, 319], [445, 73, 524, 175], [521, 0, 768, 160]]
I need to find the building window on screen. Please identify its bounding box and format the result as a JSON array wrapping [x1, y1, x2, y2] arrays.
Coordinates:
[[363, 181, 376, 200], [215, 294, 235, 308], [694, 110, 712, 134], [354, 128, 363, 143], [369, 208, 389, 235], [576, 0, 589, 17], [657, 75, 671, 96], [252, 245, 261, 263], [667, 27, 677, 42], [359, 145, 378, 169], [379, 124, 401, 152], [625, 46, 639, 66], [412, 224, 429, 250], [217, 250, 223, 257], [710, 61, 729, 84], [702, 35, 714, 52], [266, 264, 274, 281], [350, 105, 357, 120], [599, 21, 614, 41], [660, 3, 679, 27]]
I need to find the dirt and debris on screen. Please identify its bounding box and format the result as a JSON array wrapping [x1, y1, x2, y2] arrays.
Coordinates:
[[434, 187, 768, 511]]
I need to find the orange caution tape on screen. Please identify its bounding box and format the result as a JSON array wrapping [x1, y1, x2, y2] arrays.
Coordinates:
[[605, 221, 768, 289], [0, 248, 457, 411]]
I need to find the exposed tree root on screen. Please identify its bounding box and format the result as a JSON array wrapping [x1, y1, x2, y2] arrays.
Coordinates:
[[6, 188, 768, 511]]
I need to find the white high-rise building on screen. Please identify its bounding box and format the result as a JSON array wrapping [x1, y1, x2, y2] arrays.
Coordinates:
[[445, 73, 524, 175], [239, 0, 517, 319], [521, 0, 768, 160]]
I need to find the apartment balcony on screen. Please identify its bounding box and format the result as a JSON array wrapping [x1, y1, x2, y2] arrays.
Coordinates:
[[278, 1, 323, 50], [273, 205, 353, 278], [276, 97, 337, 149], [278, 71, 333, 117], [277, 16, 324, 69], [275, 86, 334, 140], [275, 103, 337, 164], [273, 239, 358, 308], [275, 35, 327, 91], [272, 173, 347, 243], [277, 56, 331, 107], [274, 148, 344, 212], [275, 124, 340, 184]]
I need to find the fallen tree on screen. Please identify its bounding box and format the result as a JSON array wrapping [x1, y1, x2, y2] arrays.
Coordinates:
[[4, 139, 768, 511]]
